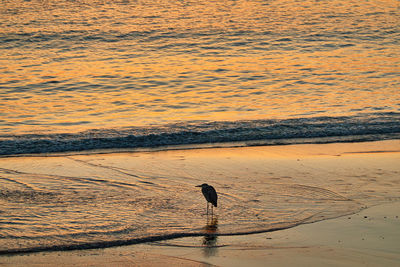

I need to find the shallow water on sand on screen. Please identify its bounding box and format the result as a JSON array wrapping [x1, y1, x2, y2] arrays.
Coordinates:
[[1, 142, 399, 253]]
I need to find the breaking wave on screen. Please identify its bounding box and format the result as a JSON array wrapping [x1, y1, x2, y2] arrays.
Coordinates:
[[1, 112, 399, 156]]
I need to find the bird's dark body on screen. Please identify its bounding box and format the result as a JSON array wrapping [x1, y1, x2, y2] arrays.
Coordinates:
[[196, 183, 218, 215], [201, 185, 218, 207]]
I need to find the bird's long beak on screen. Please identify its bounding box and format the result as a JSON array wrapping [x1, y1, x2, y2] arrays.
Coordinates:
[[195, 185, 202, 187]]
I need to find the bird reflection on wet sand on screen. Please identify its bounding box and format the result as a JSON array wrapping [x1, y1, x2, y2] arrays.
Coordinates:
[[202, 215, 218, 257]]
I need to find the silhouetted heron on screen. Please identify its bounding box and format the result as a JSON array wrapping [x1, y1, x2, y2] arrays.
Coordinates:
[[196, 183, 218, 215]]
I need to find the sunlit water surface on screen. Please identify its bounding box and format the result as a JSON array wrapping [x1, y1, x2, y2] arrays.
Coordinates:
[[1, 0, 399, 134]]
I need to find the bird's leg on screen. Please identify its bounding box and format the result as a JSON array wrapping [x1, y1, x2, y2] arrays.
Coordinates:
[[211, 205, 213, 216], [206, 202, 209, 215]]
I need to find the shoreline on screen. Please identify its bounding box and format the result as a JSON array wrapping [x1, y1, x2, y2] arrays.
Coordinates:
[[0, 213, 325, 256], [1, 140, 399, 266], [1, 201, 399, 266], [2, 136, 400, 159]]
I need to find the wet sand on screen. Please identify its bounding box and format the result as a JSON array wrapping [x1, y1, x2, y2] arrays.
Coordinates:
[[1, 140, 399, 266], [2, 202, 399, 267]]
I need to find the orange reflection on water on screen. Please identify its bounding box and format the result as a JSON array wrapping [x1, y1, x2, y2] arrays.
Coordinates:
[[1, 0, 399, 133]]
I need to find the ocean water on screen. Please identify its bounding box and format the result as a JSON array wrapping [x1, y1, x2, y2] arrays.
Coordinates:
[[0, 0, 399, 155], [0, 0, 399, 254]]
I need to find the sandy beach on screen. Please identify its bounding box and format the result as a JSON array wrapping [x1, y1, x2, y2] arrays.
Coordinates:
[[1, 140, 399, 266], [2, 202, 399, 267]]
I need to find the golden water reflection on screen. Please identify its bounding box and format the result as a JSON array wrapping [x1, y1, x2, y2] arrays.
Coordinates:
[[0, 0, 399, 134], [202, 215, 218, 257]]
